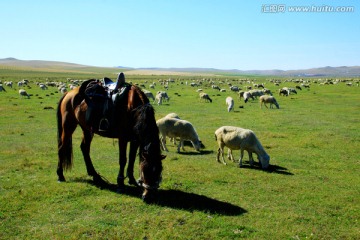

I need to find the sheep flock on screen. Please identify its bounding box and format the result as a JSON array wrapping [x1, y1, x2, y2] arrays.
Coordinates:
[[1, 75, 358, 171]]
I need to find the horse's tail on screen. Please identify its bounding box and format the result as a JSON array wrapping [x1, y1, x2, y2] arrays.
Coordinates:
[[57, 93, 73, 170]]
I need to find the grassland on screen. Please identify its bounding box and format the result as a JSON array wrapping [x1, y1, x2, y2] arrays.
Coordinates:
[[0, 67, 359, 239]]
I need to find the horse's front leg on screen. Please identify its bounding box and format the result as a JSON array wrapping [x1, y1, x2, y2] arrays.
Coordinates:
[[127, 141, 139, 186], [117, 139, 128, 191], [80, 130, 100, 181]]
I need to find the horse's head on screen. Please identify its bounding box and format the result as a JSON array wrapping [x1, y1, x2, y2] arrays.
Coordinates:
[[138, 149, 166, 203]]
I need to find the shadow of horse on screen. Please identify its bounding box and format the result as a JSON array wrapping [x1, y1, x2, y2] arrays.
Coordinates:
[[73, 177, 246, 216], [240, 161, 293, 175]]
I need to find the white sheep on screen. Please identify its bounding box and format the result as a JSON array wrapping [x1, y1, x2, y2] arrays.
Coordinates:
[[39, 84, 48, 90], [165, 113, 180, 119], [142, 90, 155, 101], [215, 126, 270, 169], [249, 89, 264, 99], [259, 95, 279, 109], [243, 91, 254, 103], [156, 117, 202, 153], [156, 91, 169, 104], [5, 81, 13, 88], [226, 96, 234, 112], [279, 87, 297, 96], [19, 89, 30, 98], [199, 92, 212, 103]]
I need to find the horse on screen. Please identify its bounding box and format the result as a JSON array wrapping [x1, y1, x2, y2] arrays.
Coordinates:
[[56, 73, 165, 202]]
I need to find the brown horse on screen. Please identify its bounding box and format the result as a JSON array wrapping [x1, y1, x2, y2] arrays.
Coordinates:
[[56, 74, 165, 202]]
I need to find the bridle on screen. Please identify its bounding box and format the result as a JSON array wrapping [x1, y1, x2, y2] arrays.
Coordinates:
[[137, 176, 162, 190], [137, 142, 162, 190]]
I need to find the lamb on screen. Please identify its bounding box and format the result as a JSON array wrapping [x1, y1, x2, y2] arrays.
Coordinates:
[[259, 95, 279, 109], [19, 89, 30, 98], [226, 96, 234, 112], [156, 117, 202, 153], [199, 92, 212, 103], [214, 126, 270, 169]]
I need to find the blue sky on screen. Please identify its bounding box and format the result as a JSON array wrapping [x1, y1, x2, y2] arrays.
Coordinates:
[[1, 0, 359, 70]]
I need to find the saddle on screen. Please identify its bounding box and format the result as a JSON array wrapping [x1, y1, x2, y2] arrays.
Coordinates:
[[81, 73, 131, 133], [103, 72, 125, 92]]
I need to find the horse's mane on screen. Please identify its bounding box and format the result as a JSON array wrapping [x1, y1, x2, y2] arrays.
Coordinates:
[[131, 86, 162, 159]]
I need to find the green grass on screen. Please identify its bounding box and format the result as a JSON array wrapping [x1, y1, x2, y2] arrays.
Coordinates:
[[0, 70, 359, 239]]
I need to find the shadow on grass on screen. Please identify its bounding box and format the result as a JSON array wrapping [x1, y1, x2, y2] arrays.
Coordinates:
[[73, 177, 246, 216], [241, 161, 293, 175], [177, 150, 214, 156]]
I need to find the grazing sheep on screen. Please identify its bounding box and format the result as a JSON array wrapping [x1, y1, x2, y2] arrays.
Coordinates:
[[243, 91, 254, 103], [249, 89, 264, 99], [164, 113, 181, 145], [226, 96, 234, 112], [230, 86, 240, 92], [288, 88, 297, 94], [19, 89, 30, 98], [155, 92, 163, 105], [39, 84, 48, 90], [262, 88, 273, 95], [199, 92, 212, 103], [0, 84, 6, 92], [279, 88, 289, 96], [211, 85, 220, 90], [60, 87, 67, 94], [156, 117, 202, 153], [156, 91, 170, 102], [259, 95, 279, 109], [5, 81, 13, 88], [142, 90, 155, 101], [279, 87, 297, 96], [215, 126, 270, 169]]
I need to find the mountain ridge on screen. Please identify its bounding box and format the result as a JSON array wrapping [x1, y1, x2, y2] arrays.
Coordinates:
[[1, 58, 359, 76]]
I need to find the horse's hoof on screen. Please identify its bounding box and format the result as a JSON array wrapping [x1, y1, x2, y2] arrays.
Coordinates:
[[57, 177, 66, 182], [128, 177, 139, 187]]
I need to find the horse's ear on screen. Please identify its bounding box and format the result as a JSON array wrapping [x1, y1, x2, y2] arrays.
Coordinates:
[[160, 155, 166, 160]]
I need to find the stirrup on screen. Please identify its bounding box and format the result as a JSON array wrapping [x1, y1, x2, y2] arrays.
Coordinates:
[[99, 118, 109, 131]]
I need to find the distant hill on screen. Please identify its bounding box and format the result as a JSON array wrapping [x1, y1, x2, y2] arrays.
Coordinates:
[[0, 57, 91, 69], [134, 66, 360, 77], [1, 58, 359, 76]]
